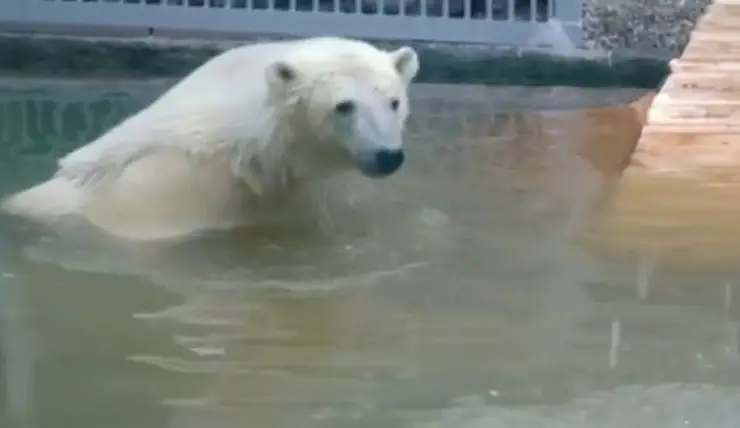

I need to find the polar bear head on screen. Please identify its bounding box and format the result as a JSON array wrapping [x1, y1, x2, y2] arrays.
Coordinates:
[[265, 38, 419, 179]]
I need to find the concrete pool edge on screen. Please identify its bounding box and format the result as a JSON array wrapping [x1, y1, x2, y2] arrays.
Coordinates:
[[0, 33, 670, 89]]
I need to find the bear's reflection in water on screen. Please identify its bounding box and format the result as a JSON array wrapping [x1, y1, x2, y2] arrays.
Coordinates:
[[10, 87, 737, 428]]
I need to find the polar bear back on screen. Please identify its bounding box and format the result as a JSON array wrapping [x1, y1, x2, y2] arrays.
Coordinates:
[[57, 37, 397, 180], [1, 37, 416, 241], [55, 42, 290, 177]]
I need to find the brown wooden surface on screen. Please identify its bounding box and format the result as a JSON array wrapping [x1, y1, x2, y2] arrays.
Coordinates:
[[630, 0, 740, 176], [593, 0, 740, 264]]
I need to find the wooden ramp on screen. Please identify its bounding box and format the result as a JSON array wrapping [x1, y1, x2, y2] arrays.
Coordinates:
[[592, 0, 740, 265], [631, 0, 740, 176]]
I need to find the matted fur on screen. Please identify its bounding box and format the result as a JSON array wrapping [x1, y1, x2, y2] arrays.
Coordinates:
[[2, 37, 419, 241]]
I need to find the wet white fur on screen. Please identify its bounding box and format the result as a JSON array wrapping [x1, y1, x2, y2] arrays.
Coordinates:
[[1, 37, 419, 241]]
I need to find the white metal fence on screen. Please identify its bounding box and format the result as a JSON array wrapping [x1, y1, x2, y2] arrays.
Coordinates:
[[0, 0, 582, 47]]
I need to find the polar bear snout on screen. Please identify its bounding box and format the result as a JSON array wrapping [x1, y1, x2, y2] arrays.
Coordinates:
[[355, 148, 405, 178]]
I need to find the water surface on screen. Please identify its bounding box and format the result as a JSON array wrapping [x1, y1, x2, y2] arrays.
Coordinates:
[[1, 79, 739, 428]]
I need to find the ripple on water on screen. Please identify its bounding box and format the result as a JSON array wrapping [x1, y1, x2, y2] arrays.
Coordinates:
[[412, 384, 740, 428], [2, 82, 739, 428]]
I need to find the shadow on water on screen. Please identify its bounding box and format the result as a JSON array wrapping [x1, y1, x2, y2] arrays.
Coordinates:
[[0, 78, 739, 428]]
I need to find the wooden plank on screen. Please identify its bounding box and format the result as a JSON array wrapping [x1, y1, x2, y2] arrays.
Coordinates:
[[696, 16, 740, 28], [649, 105, 740, 124], [653, 99, 740, 106], [688, 31, 740, 42], [683, 36, 740, 50], [660, 73, 740, 94], [653, 92, 740, 104], [682, 51, 740, 61], [632, 0, 740, 172], [695, 20, 740, 31], [681, 40, 740, 60], [642, 124, 740, 133], [696, 13, 740, 24], [633, 132, 740, 170], [667, 60, 740, 73], [638, 134, 740, 145]]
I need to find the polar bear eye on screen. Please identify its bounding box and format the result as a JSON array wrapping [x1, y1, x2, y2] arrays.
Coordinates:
[[389, 98, 400, 111], [334, 100, 356, 115]]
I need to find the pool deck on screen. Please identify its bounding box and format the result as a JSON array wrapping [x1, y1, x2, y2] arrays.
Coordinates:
[[595, 0, 740, 264], [631, 0, 740, 176]]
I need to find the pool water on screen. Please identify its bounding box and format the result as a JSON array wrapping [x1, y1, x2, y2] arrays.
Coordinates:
[[1, 79, 739, 428]]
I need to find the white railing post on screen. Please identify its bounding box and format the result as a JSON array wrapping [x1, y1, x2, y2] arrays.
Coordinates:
[[0, 0, 31, 23], [552, 0, 583, 47]]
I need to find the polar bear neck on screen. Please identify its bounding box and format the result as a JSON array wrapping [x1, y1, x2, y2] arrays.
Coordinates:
[[231, 92, 354, 200], [229, 100, 326, 199]]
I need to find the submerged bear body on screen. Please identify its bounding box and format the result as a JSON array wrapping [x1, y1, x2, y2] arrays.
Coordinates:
[[2, 37, 420, 241]]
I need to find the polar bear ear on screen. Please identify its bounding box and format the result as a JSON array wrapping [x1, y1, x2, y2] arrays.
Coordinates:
[[389, 46, 419, 84], [266, 60, 301, 93]]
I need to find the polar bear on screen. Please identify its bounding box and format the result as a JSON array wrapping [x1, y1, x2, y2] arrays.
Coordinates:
[[1, 37, 420, 241]]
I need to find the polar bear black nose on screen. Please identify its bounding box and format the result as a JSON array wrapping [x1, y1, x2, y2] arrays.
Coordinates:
[[372, 149, 404, 177]]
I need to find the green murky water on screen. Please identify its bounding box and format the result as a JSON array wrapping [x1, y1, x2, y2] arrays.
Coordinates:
[[1, 79, 739, 428]]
